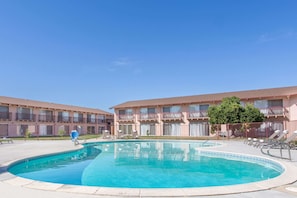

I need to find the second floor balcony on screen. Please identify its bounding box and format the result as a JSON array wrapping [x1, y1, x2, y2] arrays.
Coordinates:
[[16, 113, 36, 122], [118, 114, 135, 122], [38, 114, 55, 122], [57, 116, 72, 123], [73, 117, 85, 123], [162, 112, 184, 121], [87, 118, 96, 124], [259, 106, 287, 117], [187, 111, 208, 120], [0, 112, 12, 121], [138, 113, 158, 122]]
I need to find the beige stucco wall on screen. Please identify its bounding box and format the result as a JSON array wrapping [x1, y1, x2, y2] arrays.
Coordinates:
[[114, 93, 297, 137]]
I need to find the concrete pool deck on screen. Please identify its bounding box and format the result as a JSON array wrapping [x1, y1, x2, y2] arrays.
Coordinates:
[[1, 139, 297, 198]]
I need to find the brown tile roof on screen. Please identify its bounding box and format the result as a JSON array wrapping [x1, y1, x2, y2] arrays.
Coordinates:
[[111, 86, 297, 109], [0, 96, 112, 115]]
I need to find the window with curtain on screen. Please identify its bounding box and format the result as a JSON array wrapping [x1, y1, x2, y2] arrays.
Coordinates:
[[268, 99, 283, 115], [163, 106, 181, 118], [200, 104, 209, 117], [140, 107, 156, 119], [0, 106, 9, 120], [87, 114, 96, 123], [163, 122, 181, 136], [254, 100, 268, 114], [140, 123, 156, 136], [189, 104, 209, 118], [119, 109, 133, 120], [17, 107, 33, 120], [39, 125, 53, 136], [119, 124, 133, 135], [39, 110, 53, 122], [98, 115, 105, 123], [268, 99, 283, 107], [73, 112, 79, 122], [58, 111, 70, 122], [189, 121, 209, 136], [62, 111, 69, 122], [140, 108, 148, 119]]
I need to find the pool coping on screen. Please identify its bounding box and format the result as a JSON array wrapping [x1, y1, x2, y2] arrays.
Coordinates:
[[1, 140, 297, 197]]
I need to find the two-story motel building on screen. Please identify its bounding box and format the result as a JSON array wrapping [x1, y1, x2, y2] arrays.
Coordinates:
[[0, 96, 113, 137], [112, 86, 297, 137]]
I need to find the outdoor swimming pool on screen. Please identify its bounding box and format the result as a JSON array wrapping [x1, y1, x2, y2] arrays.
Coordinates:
[[8, 140, 283, 188]]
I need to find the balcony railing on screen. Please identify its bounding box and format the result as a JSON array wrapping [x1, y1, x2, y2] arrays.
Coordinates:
[[162, 112, 183, 120], [38, 115, 55, 122], [16, 113, 36, 121], [118, 114, 135, 122], [73, 117, 85, 123], [259, 106, 286, 117], [0, 112, 12, 120], [87, 118, 97, 124], [139, 113, 158, 121], [97, 119, 106, 124], [57, 116, 72, 123], [187, 111, 208, 120]]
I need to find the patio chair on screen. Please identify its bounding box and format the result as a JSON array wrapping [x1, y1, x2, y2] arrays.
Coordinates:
[[261, 130, 297, 160], [260, 130, 288, 149], [102, 130, 112, 139], [244, 137, 252, 145], [132, 130, 139, 139], [0, 136, 13, 144], [254, 129, 281, 148], [117, 130, 125, 139]]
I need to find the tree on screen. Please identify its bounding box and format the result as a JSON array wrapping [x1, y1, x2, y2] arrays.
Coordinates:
[[208, 96, 265, 125], [208, 96, 245, 124], [240, 103, 265, 123]]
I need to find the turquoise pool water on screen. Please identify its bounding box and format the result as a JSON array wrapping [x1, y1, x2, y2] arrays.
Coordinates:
[[8, 140, 283, 188]]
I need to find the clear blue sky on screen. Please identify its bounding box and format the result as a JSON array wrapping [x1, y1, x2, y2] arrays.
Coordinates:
[[1, 0, 297, 112]]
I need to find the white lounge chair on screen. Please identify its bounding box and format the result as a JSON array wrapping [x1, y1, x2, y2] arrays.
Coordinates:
[[244, 137, 252, 145], [261, 130, 297, 160], [255, 129, 281, 147], [117, 130, 125, 139], [260, 130, 288, 149], [0, 137, 13, 144], [132, 130, 139, 139], [103, 130, 112, 139]]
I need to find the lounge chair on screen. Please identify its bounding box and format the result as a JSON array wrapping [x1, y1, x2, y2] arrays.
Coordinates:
[[0, 137, 13, 144], [254, 129, 281, 147], [132, 130, 139, 139], [102, 130, 112, 139], [117, 130, 124, 139], [260, 130, 288, 149], [244, 137, 252, 145], [261, 130, 297, 160]]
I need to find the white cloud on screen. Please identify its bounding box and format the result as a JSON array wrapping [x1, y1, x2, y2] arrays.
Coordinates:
[[107, 57, 142, 74], [112, 58, 131, 66], [258, 31, 297, 43]]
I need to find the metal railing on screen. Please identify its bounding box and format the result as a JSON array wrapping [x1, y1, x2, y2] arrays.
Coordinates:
[[57, 116, 72, 123], [187, 111, 208, 119], [38, 115, 55, 122], [118, 114, 135, 121], [16, 113, 36, 121], [259, 106, 285, 116], [139, 113, 158, 121], [162, 112, 183, 120], [0, 112, 12, 120]]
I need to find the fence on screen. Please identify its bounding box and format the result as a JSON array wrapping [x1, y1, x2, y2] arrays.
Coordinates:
[[212, 121, 283, 139]]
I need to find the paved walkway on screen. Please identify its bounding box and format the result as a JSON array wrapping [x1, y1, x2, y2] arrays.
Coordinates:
[[0, 139, 297, 198]]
